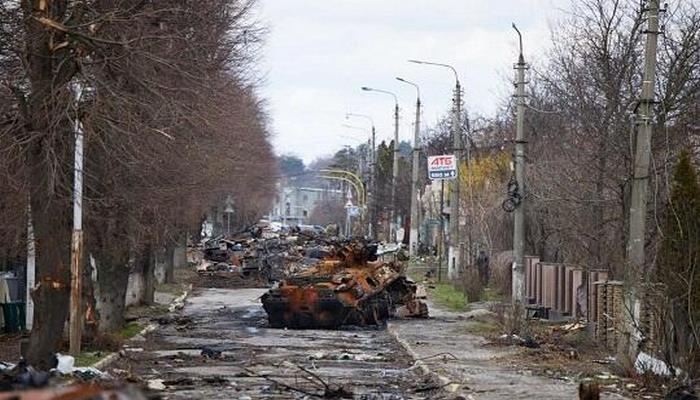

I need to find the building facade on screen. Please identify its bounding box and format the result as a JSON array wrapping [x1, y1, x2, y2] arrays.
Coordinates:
[[268, 184, 343, 226]]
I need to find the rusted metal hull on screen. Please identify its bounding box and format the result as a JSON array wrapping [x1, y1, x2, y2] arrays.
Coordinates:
[[261, 242, 427, 329]]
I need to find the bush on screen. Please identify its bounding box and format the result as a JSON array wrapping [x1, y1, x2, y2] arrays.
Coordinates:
[[655, 151, 700, 379], [491, 302, 527, 336], [457, 266, 484, 303]]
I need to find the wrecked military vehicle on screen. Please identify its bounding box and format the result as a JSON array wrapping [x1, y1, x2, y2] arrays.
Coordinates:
[[261, 240, 428, 329]]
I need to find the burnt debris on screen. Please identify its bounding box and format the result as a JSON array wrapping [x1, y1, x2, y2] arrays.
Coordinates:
[[261, 239, 428, 329]]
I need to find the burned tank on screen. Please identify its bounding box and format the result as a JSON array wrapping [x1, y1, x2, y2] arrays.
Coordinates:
[[261, 241, 427, 329]]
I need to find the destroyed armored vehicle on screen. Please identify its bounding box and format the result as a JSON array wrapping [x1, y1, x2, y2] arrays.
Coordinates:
[[261, 241, 427, 329]]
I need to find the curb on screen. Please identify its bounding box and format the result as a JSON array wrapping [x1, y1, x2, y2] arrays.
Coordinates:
[[388, 320, 471, 399], [89, 284, 193, 370], [387, 323, 451, 386], [168, 284, 192, 313], [91, 352, 120, 370]]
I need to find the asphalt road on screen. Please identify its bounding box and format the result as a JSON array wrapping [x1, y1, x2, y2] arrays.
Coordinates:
[[111, 288, 440, 399]]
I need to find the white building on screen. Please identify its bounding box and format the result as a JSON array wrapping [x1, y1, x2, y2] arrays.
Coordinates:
[[268, 185, 343, 226]]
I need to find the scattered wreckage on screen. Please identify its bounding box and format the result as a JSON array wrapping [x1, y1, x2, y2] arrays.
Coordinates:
[[0, 356, 145, 400], [261, 240, 428, 329], [196, 224, 336, 283], [194, 223, 428, 328]]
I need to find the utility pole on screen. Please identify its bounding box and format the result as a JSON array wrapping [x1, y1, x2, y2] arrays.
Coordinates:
[[344, 113, 376, 238], [438, 180, 445, 281], [511, 24, 528, 304], [449, 80, 462, 279], [26, 205, 35, 330], [370, 124, 376, 238], [69, 83, 85, 356], [410, 96, 421, 256], [361, 87, 399, 242], [624, 0, 661, 354], [408, 60, 463, 278], [363, 137, 371, 237], [396, 77, 422, 256], [392, 102, 400, 242]]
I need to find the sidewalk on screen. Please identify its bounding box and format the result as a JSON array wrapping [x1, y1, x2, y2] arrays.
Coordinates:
[[388, 299, 629, 400]]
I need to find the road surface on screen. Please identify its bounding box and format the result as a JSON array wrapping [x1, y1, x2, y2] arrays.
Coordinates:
[[109, 286, 633, 399], [111, 288, 439, 399]]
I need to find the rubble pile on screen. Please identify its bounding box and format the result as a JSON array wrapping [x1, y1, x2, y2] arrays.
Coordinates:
[[0, 356, 145, 399], [261, 239, 429, 329], [195, 223, 352, 285]]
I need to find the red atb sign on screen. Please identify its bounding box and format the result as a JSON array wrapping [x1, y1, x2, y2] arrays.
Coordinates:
[[428, 155, 457, 180]]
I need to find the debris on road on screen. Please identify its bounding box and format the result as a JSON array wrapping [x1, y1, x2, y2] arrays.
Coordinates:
[[193, 222, 345, 287], [107, 287, 434, 399], [200, 346, 222, 359], [0, 384, 147, 400], [0, 357, 144, 399], [635, 351, 675, 377], [147, 378, 166, 391], [54, 354, 74, 375], [0, 360, 51, 391], [261, 239, 428, 329]]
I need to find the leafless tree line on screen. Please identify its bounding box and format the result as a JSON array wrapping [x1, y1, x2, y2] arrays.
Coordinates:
[[421, 0, 699, 265], [0, 0, 276, 368], [421, 0, 699, 376]]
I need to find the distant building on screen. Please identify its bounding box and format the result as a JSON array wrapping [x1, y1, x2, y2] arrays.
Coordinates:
[[419, 180, 456, 251], [268, 184, 343, 226]]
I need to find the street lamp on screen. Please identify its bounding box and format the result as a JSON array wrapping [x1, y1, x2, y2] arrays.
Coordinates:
[[408, 60, 459, 83], [361, 86, 401, 243], [346, 113, 377, 239], [408, 59, 463, 279], [396, 77, 422, 257], [340, 123, 371, 179], [346, 113, 376, 176], [224, 195, 235, 236]]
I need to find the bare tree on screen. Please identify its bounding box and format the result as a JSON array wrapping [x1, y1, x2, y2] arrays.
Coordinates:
[[0, 0, 275, 368]]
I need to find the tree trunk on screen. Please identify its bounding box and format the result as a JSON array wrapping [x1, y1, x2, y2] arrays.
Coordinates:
[[164, 243, 175, 284], [21, 0, 78, 370], [26, 195, 71, 370], [82, 255, 98, 342], [140, 244, 155, 305], [95, 258, 129, 333], [85, 202, 131, 334]]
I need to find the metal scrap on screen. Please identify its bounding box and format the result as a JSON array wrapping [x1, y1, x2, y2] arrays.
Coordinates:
[[196, 223, 351, 284], [261, 239, 428, 329]]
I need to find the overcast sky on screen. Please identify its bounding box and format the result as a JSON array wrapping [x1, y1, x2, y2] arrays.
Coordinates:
[[257, 1, 565, 164]]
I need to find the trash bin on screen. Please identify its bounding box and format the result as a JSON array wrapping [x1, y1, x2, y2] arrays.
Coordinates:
[[1, 301, 26, 333]]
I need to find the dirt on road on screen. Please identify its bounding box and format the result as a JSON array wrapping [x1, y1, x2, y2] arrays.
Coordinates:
[[388, 299, 631, 400], [108, 288, 442, 399]]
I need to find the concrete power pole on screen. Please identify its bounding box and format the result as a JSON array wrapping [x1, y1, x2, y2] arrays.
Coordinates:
[[407, 60, 462, 278], [449, 81, 462, 279], [345, 113, 376, 239], [392, 102, 400, 242], [397, 77, 422, 256], [410, 95, 421, 255], [361, 87, 399, 242], [26, 206, 35, 330], [512, 24, 528, 304], [69, 83, 85, 355], [370, 125, 376, 238], [624, 0, 661, 353]]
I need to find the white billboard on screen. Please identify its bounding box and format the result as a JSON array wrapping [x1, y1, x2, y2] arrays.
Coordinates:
[[428, 155, 457, 180]]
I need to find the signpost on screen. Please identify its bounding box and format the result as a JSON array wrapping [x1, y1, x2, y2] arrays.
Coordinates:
[[428, 155, 456, 282], [347, 206, 361, 217], [428, 155, 457, 180]]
